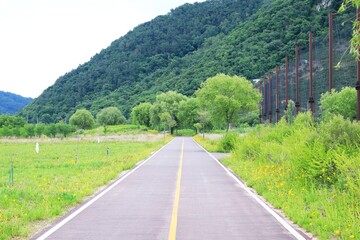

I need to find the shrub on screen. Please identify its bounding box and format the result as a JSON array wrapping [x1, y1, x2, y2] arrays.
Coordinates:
[[97, 107, 126, 126], [220, 131, 239, 152], [175, 129, 196, 136], [69, 109, 95, 130], [320, 87, 356, 121]]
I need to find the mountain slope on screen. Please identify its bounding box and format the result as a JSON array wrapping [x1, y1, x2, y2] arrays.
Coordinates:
[[19, 0, 264, 123], [19, 0, 342, 123], [0, 91, 32, 115]]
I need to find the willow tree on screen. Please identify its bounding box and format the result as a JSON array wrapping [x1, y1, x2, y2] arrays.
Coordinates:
[[340, 0, 360, 58], [196, 74, 261, 131], [150, 91, 187, 134]]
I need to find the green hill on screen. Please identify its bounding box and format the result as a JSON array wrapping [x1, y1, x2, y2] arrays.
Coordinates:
[[19, 0, 343, 123], [0, 91, 32, 115]]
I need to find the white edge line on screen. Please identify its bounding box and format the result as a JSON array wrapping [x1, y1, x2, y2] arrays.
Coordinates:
[[36, 138, 176, 240], [192, 138, 306, 240]]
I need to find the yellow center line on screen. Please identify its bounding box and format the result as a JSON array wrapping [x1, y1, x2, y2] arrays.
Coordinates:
[[168, 139, 184, 240]]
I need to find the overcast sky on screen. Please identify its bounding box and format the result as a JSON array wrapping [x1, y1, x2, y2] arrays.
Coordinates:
[[0, 0, 205, 98]]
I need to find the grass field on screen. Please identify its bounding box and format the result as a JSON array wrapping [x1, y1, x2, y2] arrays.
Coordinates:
[[0, 136, 171, 239], [194, 120, 360, 240]]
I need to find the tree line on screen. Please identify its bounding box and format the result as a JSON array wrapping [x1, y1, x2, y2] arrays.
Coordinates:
[[0, 74, 260, 137], [131, 74, 260, 134]]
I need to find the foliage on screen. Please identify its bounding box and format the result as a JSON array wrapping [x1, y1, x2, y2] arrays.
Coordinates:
[[220, 131, 239, 152], [197, 110, 212, 135], [215, 113, 360, 239], [193, 135, 225, 152], [17, 0, 345, 123], [174, 129, 196, 136], [196, 74, 261, 131], [177, 98, 199, 129], [69, 109, 95, 130], [150, 91, 187, 134], [0, 123, 76, 138], [131, 102, 152, 127], [0, 115, 26, 128], [0, 91, 32, 115], [319, 87, 357, 120], [193, 123, 202, 134], [339, 0, 360, 59], [18, 0, 264, 123], [284, 100, 296, 124], [84, 124, 150, 136], [96, 107, 126, 126], [0, 138, 170, 239]]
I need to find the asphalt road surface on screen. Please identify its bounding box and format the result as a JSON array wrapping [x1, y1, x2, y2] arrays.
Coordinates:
[[34, 137, 307, 240]]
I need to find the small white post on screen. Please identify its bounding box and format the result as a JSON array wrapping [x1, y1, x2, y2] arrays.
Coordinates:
[[35, 142, 39, 154]]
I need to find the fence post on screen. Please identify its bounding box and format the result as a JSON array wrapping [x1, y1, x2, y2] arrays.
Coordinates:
[[329, 12, 334, 91], [357, 8, 360, 120], [285, 55, 289, 110], [295, 45, 300, 114], [263, 79, 267, 122], [309, 32, 315, 116], [268, 75, 272, 123], [259, 86, 262, 124], [276, 66, 280, 122]]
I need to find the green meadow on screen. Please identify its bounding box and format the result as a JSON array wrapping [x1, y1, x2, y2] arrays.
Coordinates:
[[195, 114, 360, 240], [0, 136, 171, 239]]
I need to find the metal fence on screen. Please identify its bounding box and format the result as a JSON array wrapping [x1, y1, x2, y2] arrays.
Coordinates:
[[259, 9, 358, 123]]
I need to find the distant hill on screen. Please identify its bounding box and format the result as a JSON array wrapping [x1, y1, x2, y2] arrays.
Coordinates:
[[0, 91, 32, 115], [18, 0, 344, 123]]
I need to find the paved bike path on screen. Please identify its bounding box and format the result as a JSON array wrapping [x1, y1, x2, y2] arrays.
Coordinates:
[[34, 137, 307, 240]]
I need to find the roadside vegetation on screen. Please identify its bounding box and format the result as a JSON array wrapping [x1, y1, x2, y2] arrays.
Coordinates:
[[195, 87, 360, 240], [1, 74, 259, 139], [0, 137, 171, 239]]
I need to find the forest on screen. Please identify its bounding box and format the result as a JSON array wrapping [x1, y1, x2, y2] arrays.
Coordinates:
[[0, 91, 32, 115], [17, 0, 345, 123]]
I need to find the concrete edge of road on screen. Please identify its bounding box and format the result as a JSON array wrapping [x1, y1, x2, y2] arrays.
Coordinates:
[[191, 138, 314, 240], [31, 138, 176, 240]]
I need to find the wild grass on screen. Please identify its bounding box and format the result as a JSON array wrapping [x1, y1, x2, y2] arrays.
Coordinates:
[[84, 124, 151, 135], [0, 136, 171, 239], [196, 113, 360, 239], [193, 135, 224, 152]]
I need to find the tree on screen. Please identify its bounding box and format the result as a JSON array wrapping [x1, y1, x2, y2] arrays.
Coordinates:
[[131, 102, 152, 127], [97, 107, 126, 126], [339, 1, 360, 58], [320, 87, 357, 120], [160, 112, 177, 133], [197, 110, 211, 138], [0, 115, 26, 128], [196, 74, 261, 131], [178, 98, 199, 129], [150, 91, 188, 134], [69, 109, 95, 129]]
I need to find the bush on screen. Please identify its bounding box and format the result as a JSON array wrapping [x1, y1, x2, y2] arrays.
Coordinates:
[[220, 131, 239, 152], [222, 112, 360, 239], [97, 107, 126, 126], [69, 109, 95, 130], [175, 129, 196, 136], [320, 87, 356, 121]]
